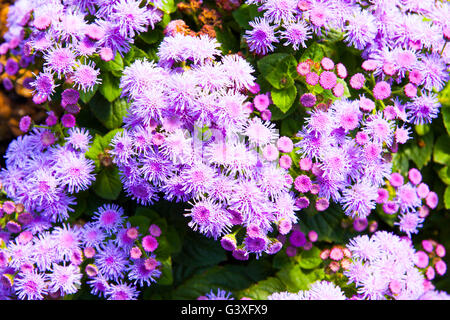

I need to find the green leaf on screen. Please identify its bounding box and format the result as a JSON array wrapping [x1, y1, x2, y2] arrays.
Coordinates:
[[264, 55, 298, 89], [296, 247, 322, 270], [139, 29, 163, 45], [300, 42, 325, 62], [173, 262, 271, 300], [276, 264, 324, 292], [99, 72, 122, 102], [79, 85, 99, 104], [271, 85, 297, 113], [92, 166, 122, 200], [403, 131, 434, 169], [232, 4, 261, 30], [257, 53, 290, 77], [128, 215, 151, 232], [86, 128, 123, 168], [238, 277, 286, 300], [415, 124, 430, 136], [299, 204, 350, 243], [442, 105, 450, 134], [160, 0, 177, 14], [135, 206, 160, 221], [433, 135, 450, 165], [438, 166, 450, 185], [90, 97, 128, 130], [158, 257, 174, 286], [215, 26, 239, 54], [98, 52, 123, 72], [445, 186, 450, 209]]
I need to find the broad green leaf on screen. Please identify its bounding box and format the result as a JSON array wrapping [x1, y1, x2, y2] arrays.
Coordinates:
[[442, 105, 450, 134], [299, 204, 351, 243], [158, 257, 174, 286], [128, 215, 151, 232], [300, 42, 325, 62], [238, 277, 286, 300], [173, 262, 271, 300], [215, 26, 240, 54], [264, 55, 298, 89], [257, 53, 290, 77], [276, 264, 324, 292], [92, 166, 122, 200], [438, 166, 450, 185], [433, 135, 450, 165], [271, 85, 297, 113], [135, 206, 160, 221], [415, 124, 430, 136], [403, 131, 434, 169], [99, 72, 122, 102], [296, 247, 322, 270], [139, 29, 163, 45], [160, 0, 176, 14], [98, 52, 123, 72], [86, 128, 123, 168], [79, 85, 99, 104], [232, 4, 261, 30], [445, 186, 450, 209], [90, 97, 129, 130]]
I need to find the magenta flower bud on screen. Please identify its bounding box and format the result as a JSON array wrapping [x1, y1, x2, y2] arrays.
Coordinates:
[[303, 241, 313, 251], [355, 131, 369, 145], [297, 61, 310, 76], [305, 72, 319, 86], [315, 198, 329, 211], [84, 247, 96, 258], [408, 168, 422, 185], [361, 59, 377, 72], [321, 57, 335, 70], [45, 111, 58, 126], [260, 109, 272, 121], [142, 235, 158, 252], [279, 155, 292, 169], [19, 116, 32, 133], [404, 83, 417, 98], [409, 69, 423, 85], [416, 183, 430, 198], [308, 230, 318, 242], [2, 201, 16, 214], [389, 280, 403, 295], [262, 144, 279, 161], [144, 257, 158, 271], [61, 113, 76, 128], [289, 230, 306, 247], [426, 266, 435, 280], [376, 188, 389, 204], [353, 218, 368, 232], [435, 244, 446, 258], [435, 260, 447, 276], [300, 93, 316, 107], [299, 158, 312, 171], [329, 247, 344, 261], [349, 73, 365, 89], [383, 201, 399, 215], [332, 82, 344, 97], [18, 231, 33, 245], [232, 248, 249, 261], [152, 133, 165, 146], [85, 264, 98, 277], [369, 221, 378, 233], [336, 63, 347, 79], [319, 71, 337, 90], [254, 94, 270, 111], [389, 172, 404, 187], [243, 101, 254, 113], [220, 234, 237, 251], [130, 247, 142, 259], [149, 224, 161, 237], [295, 196, 310, 209], [294, 175, 312, 193], [6, 221, 21, 233], [99, 47, 114, 61], [373, 81, 391, 100], [425, 191, 438, 209], [286, 246, 297, 257], [277, 136, 294, 153], [126, 227, 139, 240], [422, 240, 434, 253], [248, 82, 260, 94], [418, 205, 430, 218], [415, 251, 429, 268]]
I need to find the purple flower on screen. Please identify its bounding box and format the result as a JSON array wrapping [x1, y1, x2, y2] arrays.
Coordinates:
[[245, 17, 279, 55]]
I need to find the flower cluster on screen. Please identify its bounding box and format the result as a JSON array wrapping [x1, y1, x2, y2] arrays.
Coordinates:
[[112, 32, 300, 259]]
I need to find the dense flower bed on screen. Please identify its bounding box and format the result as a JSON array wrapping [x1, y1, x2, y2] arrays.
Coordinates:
[[0, 0, 449, 300]]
